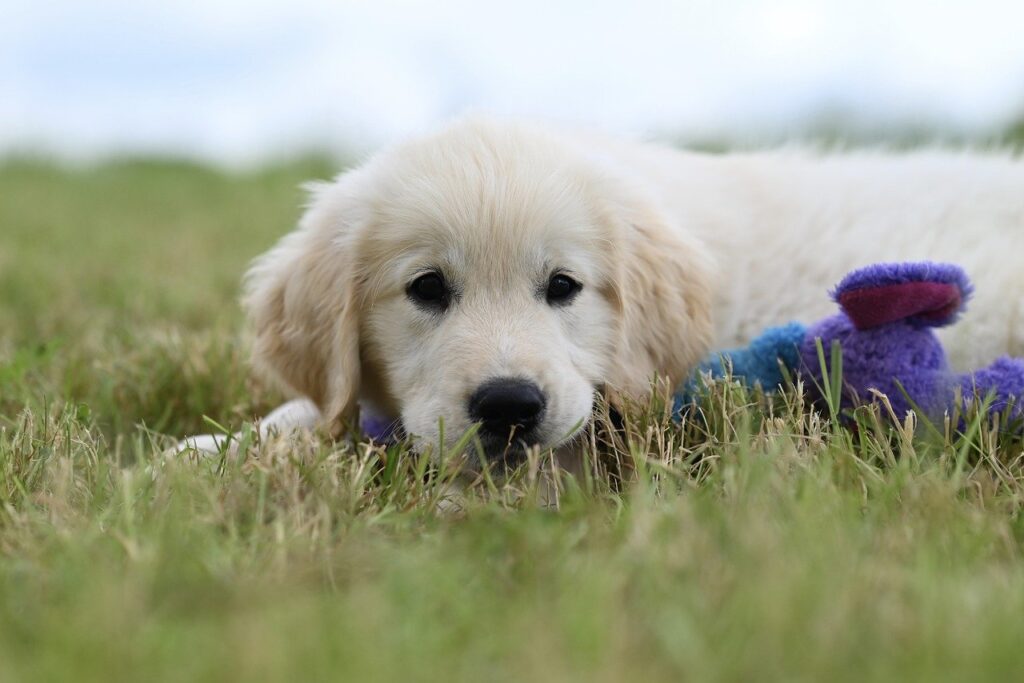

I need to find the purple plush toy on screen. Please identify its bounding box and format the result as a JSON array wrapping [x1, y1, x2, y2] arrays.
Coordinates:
[[803, 262, 1024, 420], [683, 262, 1024, 424]]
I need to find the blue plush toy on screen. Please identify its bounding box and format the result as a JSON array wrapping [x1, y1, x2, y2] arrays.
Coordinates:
[[680, 262, 1024, 423]]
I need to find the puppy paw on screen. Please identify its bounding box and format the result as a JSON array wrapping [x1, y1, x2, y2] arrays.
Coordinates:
[[174, 432, 236, 456]]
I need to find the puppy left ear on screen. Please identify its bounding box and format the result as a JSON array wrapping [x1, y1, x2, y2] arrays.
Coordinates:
[[242, 177, 365, 436], [604, 207, 714, 398]]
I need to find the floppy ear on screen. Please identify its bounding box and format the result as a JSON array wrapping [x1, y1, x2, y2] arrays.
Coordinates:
[[242, 178, 364, 434], [604, 207, 714, 398]]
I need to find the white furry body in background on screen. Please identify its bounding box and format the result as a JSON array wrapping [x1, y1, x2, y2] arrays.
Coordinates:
[[582, 137, 1024, 370]]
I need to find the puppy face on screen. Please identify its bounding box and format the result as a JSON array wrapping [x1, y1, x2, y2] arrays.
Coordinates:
[[359, 164, 618, 460], [244, 120, 713, 464]]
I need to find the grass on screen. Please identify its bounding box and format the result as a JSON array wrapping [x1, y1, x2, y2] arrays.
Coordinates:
[[3, 152, 1024, 682]]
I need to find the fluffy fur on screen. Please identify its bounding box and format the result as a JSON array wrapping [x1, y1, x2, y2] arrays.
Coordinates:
[[181, 118, 1024, 461]]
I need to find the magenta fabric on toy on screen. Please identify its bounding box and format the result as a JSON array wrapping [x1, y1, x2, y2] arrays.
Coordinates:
[[831, 261, 973, 329], [838, 281, 962, 330]]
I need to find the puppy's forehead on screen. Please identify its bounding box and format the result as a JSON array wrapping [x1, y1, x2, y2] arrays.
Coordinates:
[[367, 150, 609, 282]]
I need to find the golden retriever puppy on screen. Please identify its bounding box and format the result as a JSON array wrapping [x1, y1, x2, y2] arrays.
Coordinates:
[[237, 119, 713, 463], [180, 118, 1024, 463]]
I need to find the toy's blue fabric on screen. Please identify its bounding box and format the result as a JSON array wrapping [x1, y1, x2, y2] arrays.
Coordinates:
[[691, 322, 807, 391], [674, 322, 806, 416], [671, 319, 806, 411]]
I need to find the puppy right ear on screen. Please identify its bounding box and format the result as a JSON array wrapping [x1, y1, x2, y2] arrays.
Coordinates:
[[242, 176, 364, 434], [602, 203, 715, 398]]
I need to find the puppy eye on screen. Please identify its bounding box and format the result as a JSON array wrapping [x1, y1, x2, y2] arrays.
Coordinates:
[[546, 273, 582, 305], [407, 272, 450, 310]]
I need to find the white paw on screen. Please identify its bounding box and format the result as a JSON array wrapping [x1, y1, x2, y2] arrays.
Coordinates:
[[175, 432, 235, 456], [170, 400, 323, 461]]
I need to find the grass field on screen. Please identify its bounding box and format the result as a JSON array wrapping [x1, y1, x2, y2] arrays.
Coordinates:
[[4, 149, 1024, 682]]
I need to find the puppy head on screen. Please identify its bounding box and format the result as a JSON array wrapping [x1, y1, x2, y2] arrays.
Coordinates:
[[244, 120, 712, 463]]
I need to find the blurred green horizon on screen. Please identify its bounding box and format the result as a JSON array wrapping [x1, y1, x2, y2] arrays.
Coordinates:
[[4, 112, 1024, 173]]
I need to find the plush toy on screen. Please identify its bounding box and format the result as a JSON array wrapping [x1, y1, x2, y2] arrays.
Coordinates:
[[679, 262, 1024, 423]]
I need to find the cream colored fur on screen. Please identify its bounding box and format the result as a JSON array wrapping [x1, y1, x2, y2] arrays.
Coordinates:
[[180, 118, 1024, 458]]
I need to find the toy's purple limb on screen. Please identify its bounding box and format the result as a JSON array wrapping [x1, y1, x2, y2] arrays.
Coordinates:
[[360, 410, 403, 444], [831, 262, 973, 330], [957, 357, 1024, 419]]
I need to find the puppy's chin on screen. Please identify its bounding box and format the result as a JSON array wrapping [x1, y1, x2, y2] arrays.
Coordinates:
[[405, 419, 588, 471], [471, 433, 544, 469]]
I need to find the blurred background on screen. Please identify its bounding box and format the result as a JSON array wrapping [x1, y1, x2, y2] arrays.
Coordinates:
[[5, 0, 1024, 165]]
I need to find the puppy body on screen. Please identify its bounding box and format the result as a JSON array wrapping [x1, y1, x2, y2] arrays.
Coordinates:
[[585, 136, 1024, 370], [185, 119, 1024, 459]]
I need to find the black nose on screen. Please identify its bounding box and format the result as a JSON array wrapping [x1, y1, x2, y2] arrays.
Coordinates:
[[468, 378, 546, 438]]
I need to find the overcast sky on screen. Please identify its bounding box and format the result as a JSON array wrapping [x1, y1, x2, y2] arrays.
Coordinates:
[[4, 0, 1024, 164]]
